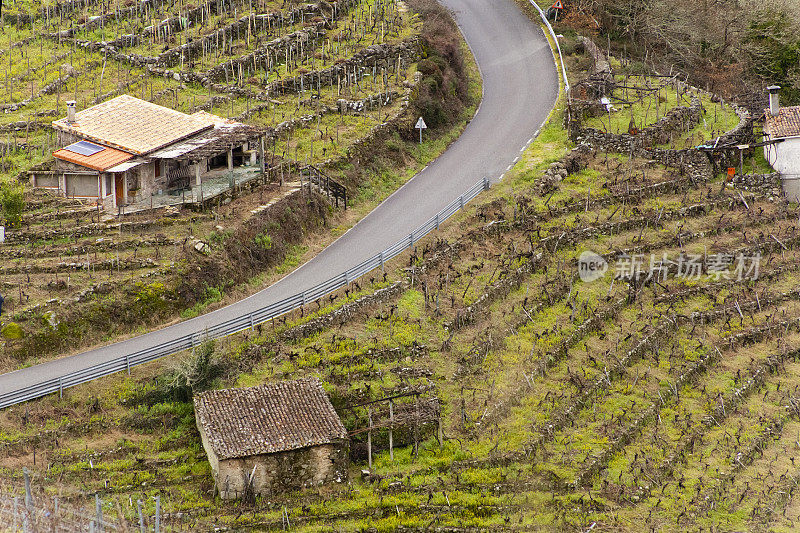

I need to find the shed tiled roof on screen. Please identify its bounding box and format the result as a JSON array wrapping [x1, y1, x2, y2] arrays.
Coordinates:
[[52, 145, 134, 171], [764, 106, 800, 139], [52, 95, 214, 155], [194, 379, 348, 460]]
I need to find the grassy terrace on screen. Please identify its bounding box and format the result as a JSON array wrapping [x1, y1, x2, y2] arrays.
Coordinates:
[[583, 72, 741, 149]]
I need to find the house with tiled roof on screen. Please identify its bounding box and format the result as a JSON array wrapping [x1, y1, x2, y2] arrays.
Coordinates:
[[193, 379, 349, 499], [764, 85, 800, 200], [31, 95, 265, 210]]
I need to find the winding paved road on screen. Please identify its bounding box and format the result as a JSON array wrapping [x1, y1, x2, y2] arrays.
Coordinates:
[[0, 0, 559, 404]]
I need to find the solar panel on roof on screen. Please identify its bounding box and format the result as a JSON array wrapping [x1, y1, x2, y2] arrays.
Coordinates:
[[63, 140, 105, 156]]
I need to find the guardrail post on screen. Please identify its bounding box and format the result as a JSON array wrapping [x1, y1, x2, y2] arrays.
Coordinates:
[[380, 251, 385, 272], [125, 355, 130, 376], [483, 176, 491, 190], [302, 291, 307, 306], [58, 378, 63, 399], [409, 232, 413, 248], [250, 313, 255, 330], [435, 213, 440, 230], [459, 195, 464, 210]]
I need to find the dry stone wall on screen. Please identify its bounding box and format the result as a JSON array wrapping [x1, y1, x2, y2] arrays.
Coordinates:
[[732, 173, 783, 199], [215, 442, 349, 499]]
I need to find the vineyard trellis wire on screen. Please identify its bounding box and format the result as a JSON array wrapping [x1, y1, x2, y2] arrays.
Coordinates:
[[0, 176, 491, 409]]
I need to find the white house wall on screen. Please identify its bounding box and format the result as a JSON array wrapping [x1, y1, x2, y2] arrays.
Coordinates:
[[764, 137, 800, 201]]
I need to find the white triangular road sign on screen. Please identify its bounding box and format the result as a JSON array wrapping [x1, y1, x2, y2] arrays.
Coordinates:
[[415, 117, 427, 130]]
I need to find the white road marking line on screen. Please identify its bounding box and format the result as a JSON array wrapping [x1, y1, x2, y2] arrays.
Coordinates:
[[528, 137, 534, 144], [513, 156, 520, 163], [534, 129, 540, 136], [506, 164, 513, 171]]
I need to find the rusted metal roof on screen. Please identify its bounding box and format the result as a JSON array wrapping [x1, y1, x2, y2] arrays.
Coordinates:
[[52, 95, 215, 155], [53, 144, 134, 172], [194, 379, 348, 460], [764, 106, 800, 139], [150, 120, 267, 161]]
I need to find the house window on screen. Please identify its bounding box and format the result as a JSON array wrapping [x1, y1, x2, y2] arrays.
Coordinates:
[[105, 174, 113, 196]]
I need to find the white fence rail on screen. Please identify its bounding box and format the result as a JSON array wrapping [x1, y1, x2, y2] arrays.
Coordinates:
[[528, 0, 569, 93], [0, 177, 491, 409]]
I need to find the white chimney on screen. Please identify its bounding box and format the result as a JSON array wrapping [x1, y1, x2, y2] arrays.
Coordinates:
[[66, 100, 76, 123], [768, 85, 781, 117]]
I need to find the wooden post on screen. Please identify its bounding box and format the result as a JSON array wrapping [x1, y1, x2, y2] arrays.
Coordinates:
[[367, 406, 373, 468], [413, 394, 420, 462], [259, 135, 266, 180], [96, 494, 103, 532], [740, 147, 745, 176], [389, 401, 394, 461], [136, 499, 145, 533]]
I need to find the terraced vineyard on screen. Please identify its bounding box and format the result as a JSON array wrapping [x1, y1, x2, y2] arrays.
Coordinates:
[[0, 0, 419, 184], [0, 0, 483, 367], [3, 68, 798, 529], [1, 16, 795, 533]]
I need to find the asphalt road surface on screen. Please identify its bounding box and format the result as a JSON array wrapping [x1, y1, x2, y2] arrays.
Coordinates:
[[0, 0, 559, 402]]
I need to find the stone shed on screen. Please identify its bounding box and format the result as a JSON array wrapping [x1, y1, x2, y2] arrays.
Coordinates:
[[193, 379, 349, 499]]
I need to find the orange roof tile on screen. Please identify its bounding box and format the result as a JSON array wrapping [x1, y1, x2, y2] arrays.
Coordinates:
[[52, 95, 215, 155], [53, 145, 134, 172], [764, 106, 800, 139]]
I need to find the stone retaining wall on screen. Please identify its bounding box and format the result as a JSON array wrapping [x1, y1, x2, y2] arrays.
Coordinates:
[[732, 173, 783, 200]]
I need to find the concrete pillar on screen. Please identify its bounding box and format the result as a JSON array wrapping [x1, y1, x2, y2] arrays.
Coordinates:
[[110, 174, 117, 209], [58, 173, 66, 197], [123, 173, 128, 205], [249, 150, 257, 166], [227, 149, 233, 172], [98, 173, 105, 200], [194, 162, 202, 186]]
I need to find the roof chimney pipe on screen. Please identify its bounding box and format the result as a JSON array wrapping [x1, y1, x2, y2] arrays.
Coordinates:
[[768, 85, 781, 117], [66, 100, 76, 123]]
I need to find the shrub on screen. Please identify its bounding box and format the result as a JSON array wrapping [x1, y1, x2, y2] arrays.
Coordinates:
[[165, 340, 226, 402], [1, 322, 23, 340], [0, 183, 24, 228], [254, 231, 272, 250]]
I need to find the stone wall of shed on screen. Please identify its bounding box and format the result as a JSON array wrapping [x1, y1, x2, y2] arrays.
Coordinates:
[[214, 442, 349, 499]]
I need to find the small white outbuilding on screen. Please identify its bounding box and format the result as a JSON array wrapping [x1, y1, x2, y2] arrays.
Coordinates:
[[763, 85, 800, 200]]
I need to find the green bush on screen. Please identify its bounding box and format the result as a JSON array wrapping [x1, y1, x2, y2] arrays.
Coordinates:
[[254, 231, 272, 250], [0, 183, 24, 228], [1, 322, 23, 340], [165, 340, 226, 401]]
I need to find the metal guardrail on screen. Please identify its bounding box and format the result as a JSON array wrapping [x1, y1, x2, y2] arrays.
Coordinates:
[[0, 177, 491, 409], [528, 0, 570, 93]]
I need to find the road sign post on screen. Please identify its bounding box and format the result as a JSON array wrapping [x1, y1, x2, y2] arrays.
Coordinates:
[[415, 116, 427, 144], [551, 0, 563, 21]]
